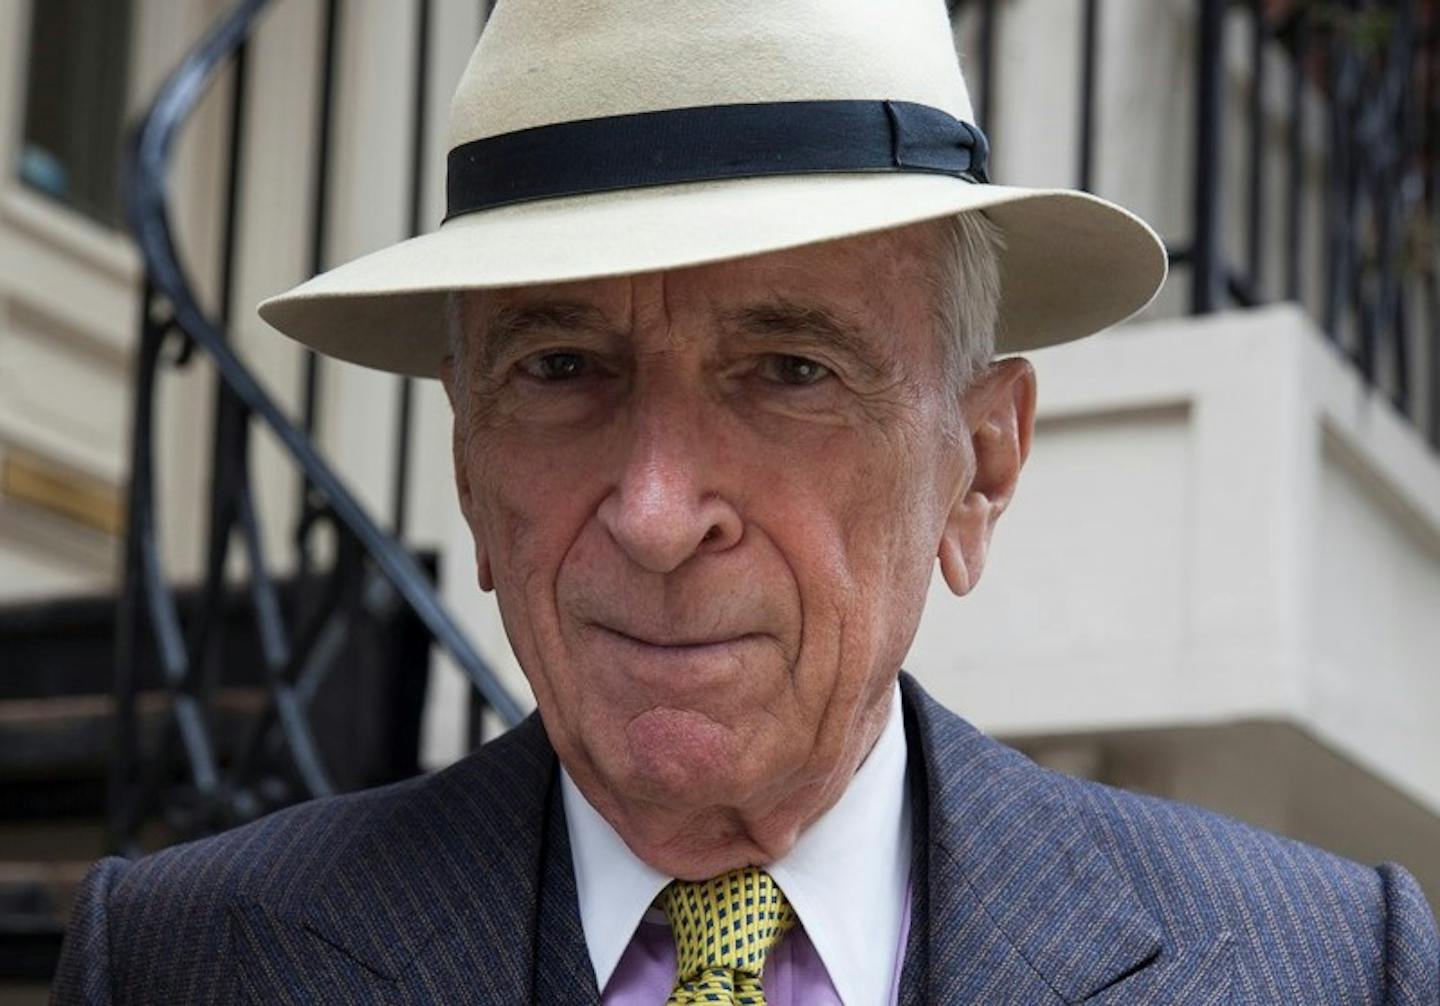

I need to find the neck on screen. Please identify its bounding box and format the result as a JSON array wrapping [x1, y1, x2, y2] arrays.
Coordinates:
[[568, 692, 896, 880]]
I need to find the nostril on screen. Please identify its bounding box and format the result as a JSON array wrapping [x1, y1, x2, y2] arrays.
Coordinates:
[[701, 525, 720, 544]]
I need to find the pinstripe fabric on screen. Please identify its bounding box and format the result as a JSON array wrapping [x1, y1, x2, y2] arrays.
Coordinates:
[[53, 674, 1439, 1004], [896, 677, 1437, 1005], [53, 857, 124, 1004], [533, 776, 603, 1003], [53, 715, 558, 1004]]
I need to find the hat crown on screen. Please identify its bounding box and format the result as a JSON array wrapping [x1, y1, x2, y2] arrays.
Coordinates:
[[449, 0, 975, 148]]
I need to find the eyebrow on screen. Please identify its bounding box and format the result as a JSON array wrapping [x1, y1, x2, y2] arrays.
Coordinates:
[[475, 301, 613, 372], [472, 297, 892, 380], [721, 301, 891, 381]]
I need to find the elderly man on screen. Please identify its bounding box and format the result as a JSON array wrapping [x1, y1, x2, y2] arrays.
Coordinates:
[[55, 0, 1438, 1003]]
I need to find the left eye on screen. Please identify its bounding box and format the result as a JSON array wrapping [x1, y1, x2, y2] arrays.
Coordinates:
[[759, 354, 832, 387]]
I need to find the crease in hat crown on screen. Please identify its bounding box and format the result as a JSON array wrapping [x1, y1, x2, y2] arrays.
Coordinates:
[[258, 0, 1167, 379], [450, 0, 974, 147]]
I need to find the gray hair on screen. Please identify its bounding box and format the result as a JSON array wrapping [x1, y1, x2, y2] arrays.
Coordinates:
[[445, 211, 1003, 400], [928, 211, 1003, 394]]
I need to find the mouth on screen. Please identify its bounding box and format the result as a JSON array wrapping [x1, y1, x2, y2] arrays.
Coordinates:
[[593, 623, 764, 651], [580, 620, 784, 697]]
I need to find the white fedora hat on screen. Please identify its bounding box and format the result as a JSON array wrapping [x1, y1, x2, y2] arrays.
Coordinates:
[[259, 0, 1167, 378]]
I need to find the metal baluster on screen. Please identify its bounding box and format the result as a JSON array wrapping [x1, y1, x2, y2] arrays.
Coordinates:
[[1429, 8, 1440, 449], [1385, 1, 1418, 413], [236, 486, 335, 799], [1246, 0, 1267, 303], [113, 287, 227, 850], [1077, 0, 1100, 193], [978, 0, 997, 145], [1285, 9, 1308, 304], [1322, 20, 1350, 346], [392, 0, 432, 539], [187, 29, 254, 830], [111, 285, 154, 852], [1192, 0, 1227, 314], [297, 0, 342, 579]]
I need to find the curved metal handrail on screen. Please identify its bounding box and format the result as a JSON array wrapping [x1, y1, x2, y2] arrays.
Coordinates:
[[123, 0, 523, 763]]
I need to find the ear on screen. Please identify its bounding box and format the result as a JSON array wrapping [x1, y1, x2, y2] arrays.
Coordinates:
[[440, 356, 495, 592], [937, 357, 1037, 596]]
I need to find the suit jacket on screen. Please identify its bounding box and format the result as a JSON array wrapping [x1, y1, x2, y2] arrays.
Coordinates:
[[53, 674, 1439, 1004]]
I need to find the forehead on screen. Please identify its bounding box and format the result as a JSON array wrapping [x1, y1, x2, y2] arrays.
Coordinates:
[[468, 221, 943, 341]]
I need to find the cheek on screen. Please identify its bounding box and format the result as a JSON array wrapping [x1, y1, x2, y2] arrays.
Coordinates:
[[466, 434, 598, 614], [752, 425, 944, 675], [782, 421, 943, 569]]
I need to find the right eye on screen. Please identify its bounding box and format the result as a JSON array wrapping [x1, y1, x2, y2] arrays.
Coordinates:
[[517, 351, 592, 381]]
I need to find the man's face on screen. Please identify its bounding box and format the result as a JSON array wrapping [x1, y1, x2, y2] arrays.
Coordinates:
[[443, 222, 1033, 876]]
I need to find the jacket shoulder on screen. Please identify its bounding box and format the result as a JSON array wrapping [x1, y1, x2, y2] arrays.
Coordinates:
[[1060, 771, 1439, 1003], [67, 714, 553, 1003], [77, 781, 404, 1003], [114, 711, 548, 900]]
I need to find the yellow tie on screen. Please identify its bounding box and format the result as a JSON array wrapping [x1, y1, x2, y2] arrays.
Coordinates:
[[660, 867, 797, 1005]]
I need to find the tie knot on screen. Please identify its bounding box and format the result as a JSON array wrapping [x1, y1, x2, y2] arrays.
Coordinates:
[[661, 867, 797, 997]]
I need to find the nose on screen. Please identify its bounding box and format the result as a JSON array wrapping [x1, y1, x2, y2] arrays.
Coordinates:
[[597, 391, 743, 574]]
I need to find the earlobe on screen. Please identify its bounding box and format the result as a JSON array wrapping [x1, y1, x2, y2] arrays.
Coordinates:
[[937, 488, 990, 597], [475, 546, 494, 592], [937, 526, 972, 596], [455, 453, 496, 593]]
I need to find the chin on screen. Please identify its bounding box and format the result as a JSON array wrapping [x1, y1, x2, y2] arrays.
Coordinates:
[[614, 705, 752, 807]]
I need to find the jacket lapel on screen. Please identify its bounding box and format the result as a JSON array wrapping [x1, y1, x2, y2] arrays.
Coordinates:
[[531, 776, 603, 1004], [898, 673, 1231, 1004]]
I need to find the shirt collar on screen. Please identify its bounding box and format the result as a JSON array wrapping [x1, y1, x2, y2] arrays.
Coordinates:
[[560, 760, 671, 990], [561, 682, 911, 1005]]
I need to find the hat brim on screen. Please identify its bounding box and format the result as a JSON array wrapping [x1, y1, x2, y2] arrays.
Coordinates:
[[258, 173, 1166, 378]]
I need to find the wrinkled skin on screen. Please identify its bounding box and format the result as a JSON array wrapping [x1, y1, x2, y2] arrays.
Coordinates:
[[441, 220, 1035, 880]]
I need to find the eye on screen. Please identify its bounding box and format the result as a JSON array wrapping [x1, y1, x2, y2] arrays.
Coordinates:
[[759, 354, 832, 387], [518, 350, 592, 381]]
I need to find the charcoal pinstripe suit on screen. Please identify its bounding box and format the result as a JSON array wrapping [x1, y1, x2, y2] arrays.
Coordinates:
[[54, 674, 1439, 1004]]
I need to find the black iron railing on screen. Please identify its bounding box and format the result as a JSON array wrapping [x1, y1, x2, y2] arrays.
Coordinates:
[[116, 0, 521, 852], [953, 0, 1439, 450]]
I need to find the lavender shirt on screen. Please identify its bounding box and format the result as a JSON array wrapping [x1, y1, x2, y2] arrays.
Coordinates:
[[600, 881, 913, 1005]]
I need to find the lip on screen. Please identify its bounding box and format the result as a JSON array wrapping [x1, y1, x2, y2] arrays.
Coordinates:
[[582, 622, 779, 697], [592, 623, 764, 651]]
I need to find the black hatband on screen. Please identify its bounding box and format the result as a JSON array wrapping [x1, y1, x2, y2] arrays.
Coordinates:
[[445, 99, 989, 221]]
